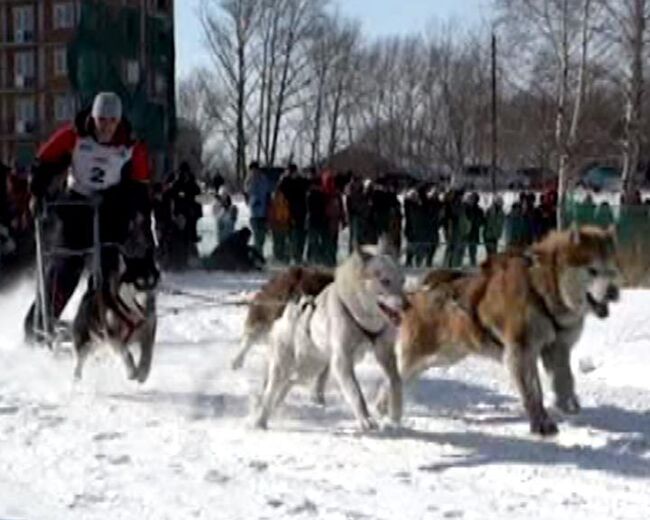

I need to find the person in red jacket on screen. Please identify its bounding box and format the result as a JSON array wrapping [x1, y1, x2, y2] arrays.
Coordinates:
[[24, 92, 153, 343]]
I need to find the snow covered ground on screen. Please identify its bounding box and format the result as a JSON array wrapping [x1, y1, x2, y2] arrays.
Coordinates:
[[0, 270, 649, 520]]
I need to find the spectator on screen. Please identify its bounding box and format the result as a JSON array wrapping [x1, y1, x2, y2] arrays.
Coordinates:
[[217, 193, 238, 244], [322, 170, 344, 267], [483, 196, 505, 257], [358, 179, 377, 245], [278, 163, 310, 264], [575, 193, 596, 226], [506, 202, 526, 248], [403, 188, 423, 267], [538, 190, 557, 238], [442, 189, 468, 268], [268, 186, 291, 263], [244, 161, 272, 255], [465, 192, 485, 266], [422, 187, 441, 267], [594, 201, 615, 229], [344, 175, 364, 253], [167, 162, 202, 269], [203, 227, 265, 271], [306, 176, 328, 265]]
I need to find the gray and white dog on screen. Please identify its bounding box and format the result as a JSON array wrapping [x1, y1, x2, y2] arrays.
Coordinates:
[[251, 247, 406, 431]]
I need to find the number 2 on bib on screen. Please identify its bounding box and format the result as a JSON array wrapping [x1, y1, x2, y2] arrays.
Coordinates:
[[90, 167, 106, 185]]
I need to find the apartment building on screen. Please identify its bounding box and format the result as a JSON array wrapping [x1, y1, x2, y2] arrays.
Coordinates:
[[0, 0, 174, 171]]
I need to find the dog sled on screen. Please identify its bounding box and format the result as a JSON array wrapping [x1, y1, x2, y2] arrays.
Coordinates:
[[31, 196, 121, 351]]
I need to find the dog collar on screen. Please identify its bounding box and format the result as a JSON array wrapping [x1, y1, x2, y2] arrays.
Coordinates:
[[337, 295, 386, 342]]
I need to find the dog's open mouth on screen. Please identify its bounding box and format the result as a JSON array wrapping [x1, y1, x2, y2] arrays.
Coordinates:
[[378, 302, 402, 326], [587, 293, 609, 319]]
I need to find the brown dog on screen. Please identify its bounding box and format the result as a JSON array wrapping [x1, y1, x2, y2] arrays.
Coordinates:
[[231, 266, 333, 370], [379, 226, 620, 436]]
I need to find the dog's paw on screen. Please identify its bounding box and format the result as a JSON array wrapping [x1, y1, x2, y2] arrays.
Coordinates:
[[556, 395, 581, 415], [231, 356, 244, 371], [135, 369, 150, 384], [247, 415, 268, 430], [374, 395, 389, 417], [358, 416, 379, 432], [310, 392, 326, 407], [530, 415, 559, 436]]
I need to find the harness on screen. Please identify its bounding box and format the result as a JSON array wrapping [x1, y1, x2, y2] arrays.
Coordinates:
[[102, 281, 149, 344], [522, 249, 576, 333], [447, 249, 573, 349], [337, 295, 387, 343]]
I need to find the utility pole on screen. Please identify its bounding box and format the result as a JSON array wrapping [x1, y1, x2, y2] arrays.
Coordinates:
[[491, 31, 498, 194]]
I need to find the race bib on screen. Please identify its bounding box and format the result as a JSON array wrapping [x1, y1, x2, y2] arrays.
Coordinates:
[[70, 137, 133, 195]]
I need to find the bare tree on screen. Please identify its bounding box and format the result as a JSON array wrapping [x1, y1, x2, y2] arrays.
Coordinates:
[[201, 0, 259, 186], [602, 0, 650, 203], [497, 0, 596, 225]]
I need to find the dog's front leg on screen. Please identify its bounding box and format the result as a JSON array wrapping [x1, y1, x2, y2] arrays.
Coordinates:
[[310, 364, 329, 406], [135, 324, 156, 384], [373, 341, 403, 424], [504, 343, 558, 436], [331, 348, 376, 431], [541, 342, 580, 414], [113, 342, 137, 380], [73, 341, 90, 381]]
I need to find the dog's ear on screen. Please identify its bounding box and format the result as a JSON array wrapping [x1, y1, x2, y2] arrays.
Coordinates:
[[376, 234, 398, 259], [352, 242, 373, 264]]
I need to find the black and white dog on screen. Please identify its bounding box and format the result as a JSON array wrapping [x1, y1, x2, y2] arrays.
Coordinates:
[[72, 217, 159, 383]]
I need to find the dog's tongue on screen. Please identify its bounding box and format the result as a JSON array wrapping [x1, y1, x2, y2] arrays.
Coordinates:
[[379, 302, 401, 326]]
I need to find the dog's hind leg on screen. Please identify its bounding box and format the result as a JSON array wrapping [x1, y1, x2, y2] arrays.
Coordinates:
[[541, 342, 580, 414], [310, 364, 329, 406], [504, 343, 558, 436], [331, 349, 376, 431], [251, 356, 293, 429], [231, 328, 261, 370]]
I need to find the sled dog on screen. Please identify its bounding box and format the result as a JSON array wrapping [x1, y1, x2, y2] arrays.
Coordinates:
[[381, 226, 620, 436], [251, 248, 406, 431], [72, 238, 159, 383], [231, 266, 333, 370]]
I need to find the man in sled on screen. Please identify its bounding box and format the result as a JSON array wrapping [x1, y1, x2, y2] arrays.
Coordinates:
[[23, 92, 154, 344]]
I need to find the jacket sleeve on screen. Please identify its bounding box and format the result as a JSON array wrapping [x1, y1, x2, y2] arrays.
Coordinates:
[[129, 141, 150, 182], [30, 124, 77, 197], [121, 141, 151, 214]]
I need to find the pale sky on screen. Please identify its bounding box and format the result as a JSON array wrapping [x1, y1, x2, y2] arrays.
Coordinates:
[[174, 0, 490, 78]]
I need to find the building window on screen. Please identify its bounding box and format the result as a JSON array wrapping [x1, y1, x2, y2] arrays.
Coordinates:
[[54, 2, 75, 30], [54, 94, 73, 122], [54, 47, 67, 77], [126, 60, 140, 84], [15, 97, 36, 133], [15, 51, 35, 86], [13, 6, 35, 42]]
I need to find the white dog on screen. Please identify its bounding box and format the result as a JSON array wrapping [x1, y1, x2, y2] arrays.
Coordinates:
[[251, 248, 406, 431]]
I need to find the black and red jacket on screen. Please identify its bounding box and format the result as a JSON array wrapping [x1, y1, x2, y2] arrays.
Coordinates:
[[31, 108, 150, 201]]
